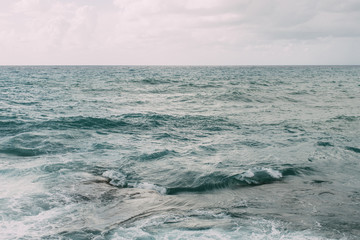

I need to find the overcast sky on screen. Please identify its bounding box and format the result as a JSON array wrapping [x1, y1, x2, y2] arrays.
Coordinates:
[[1, 0, 360, 65]]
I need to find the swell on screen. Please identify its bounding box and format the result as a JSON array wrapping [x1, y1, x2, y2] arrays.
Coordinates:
[[102, 166, 315, 195], [0, 133, 79, 157], [136, 149, 178, 161], [0, 120, 30, 137], [166, 166, 314, 194], [0, 113, 239, 135], [329, 115, 360, 122]]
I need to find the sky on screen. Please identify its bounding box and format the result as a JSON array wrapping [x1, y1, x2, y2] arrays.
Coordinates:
[[1, 0, 360, 65]]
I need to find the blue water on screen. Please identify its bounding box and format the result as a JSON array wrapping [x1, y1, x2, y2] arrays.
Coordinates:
[[0, 66, 359, 239]]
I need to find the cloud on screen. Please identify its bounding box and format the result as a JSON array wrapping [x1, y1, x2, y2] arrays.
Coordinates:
[[10, 0, 98, 49], [0, 0, 359, 64]]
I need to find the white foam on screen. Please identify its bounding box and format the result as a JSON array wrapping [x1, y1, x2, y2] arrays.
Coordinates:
[[265, 167, 283, 179], [237, 167, 283, 184], [0, 205, 75, 239], [0, 175, 44, 199], [109, 215, 337, 240], [102, 170, 166, 194], [132, 182, 167, 195], [102, 170, 127, 187]]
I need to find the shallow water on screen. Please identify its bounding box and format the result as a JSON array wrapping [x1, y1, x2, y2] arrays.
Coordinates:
[[0, 66, 359, 239]]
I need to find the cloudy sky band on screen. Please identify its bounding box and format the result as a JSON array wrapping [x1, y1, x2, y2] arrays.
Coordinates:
[[1, 0, 359, 65]]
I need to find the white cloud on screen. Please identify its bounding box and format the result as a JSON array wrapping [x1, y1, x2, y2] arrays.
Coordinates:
[[185, 0, 222, 10], [0, 0, 359, 64]]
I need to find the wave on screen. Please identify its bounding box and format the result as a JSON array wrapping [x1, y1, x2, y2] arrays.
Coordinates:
[[215, 90, 254, 102], [166, 166, 315, 194], [136, 149, 177, 161], [102, 166, 314, 195], [141, 78, 171, 85], [102, 170, 166, 194], [317, 141, 334, 147], [0, 133, 78, 157], [345, 146, 360, 153], [179, 165, 314, 194], [45, 117, 129, 131], [0, 119, 30, 137], [328, 115, 360, 123], [166, 167, 284, 194], [102, 170, 127, 188], [0, 113, 239, 135], [130, 182, 167, 195]]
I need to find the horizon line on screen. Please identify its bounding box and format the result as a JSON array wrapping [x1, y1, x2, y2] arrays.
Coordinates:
[[1, 64, 360, 67]]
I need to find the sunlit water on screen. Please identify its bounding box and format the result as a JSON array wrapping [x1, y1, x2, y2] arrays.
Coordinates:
[[0, 66, 359, 239]]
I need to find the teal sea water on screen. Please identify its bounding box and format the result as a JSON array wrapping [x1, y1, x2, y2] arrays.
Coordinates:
[[0, 66, 359, 239]]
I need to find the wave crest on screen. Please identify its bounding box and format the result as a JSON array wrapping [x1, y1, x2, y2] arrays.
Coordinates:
[[234, 167, 282, 185], [166, 166, 314, 194], [102, 170, 127, 188], [99, 165, 314, 195]]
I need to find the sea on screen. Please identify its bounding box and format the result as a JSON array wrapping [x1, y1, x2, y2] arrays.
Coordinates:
[[0, 66, 359, 240]]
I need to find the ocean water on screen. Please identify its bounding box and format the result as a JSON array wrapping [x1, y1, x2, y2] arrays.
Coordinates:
[[0, 66, 359, 240]]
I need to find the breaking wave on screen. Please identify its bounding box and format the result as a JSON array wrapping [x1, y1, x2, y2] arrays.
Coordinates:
[[102, 166, 314, 195]]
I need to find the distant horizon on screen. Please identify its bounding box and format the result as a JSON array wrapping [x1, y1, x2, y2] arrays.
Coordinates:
[[1, 64, 360, 67]]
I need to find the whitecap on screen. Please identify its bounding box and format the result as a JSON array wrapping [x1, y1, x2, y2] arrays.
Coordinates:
[[131, 182, 167, 195], [102, 170, 127, 187], [236, 167, 283, 185]]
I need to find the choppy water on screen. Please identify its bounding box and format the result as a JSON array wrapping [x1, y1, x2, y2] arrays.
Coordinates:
[[0, 66, 359, 239]]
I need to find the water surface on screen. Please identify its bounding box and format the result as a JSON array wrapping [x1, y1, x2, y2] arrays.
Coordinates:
[[0, 66, 359, 239]]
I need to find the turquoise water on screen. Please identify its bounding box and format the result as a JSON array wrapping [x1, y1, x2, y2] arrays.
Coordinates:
[[0, 66, 359, 239]]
